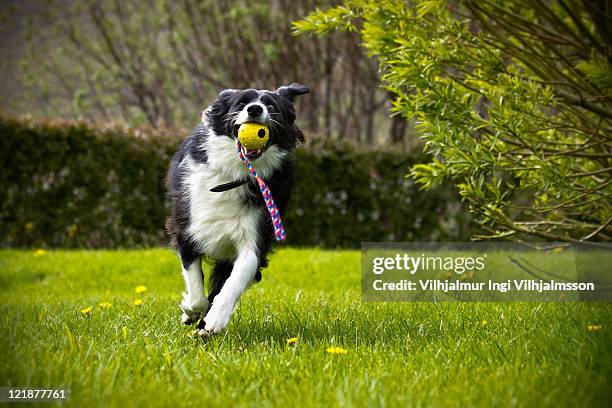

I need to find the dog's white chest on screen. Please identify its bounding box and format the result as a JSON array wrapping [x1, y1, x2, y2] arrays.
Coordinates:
[[185, 165, 262, 259], [180, 134, 286, 260]]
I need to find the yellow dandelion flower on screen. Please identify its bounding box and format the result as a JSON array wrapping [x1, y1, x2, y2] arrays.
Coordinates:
[[25, 222, 34, 231], [98, 302, 112, 310], [286, 337, 298, 345], [81, 306, 93, 315], [326, 346, 348, 354], [135, 285, 147, 294], [34, 249, 46, 257], [588, 324, 602, 332], [481, 320, 487, 326], [133, 298, 143, 306]]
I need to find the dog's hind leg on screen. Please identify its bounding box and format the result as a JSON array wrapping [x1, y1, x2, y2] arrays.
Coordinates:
[[207, 259, 233, 306], [178, 239, 209, 325], [200, 248, 259, 335]]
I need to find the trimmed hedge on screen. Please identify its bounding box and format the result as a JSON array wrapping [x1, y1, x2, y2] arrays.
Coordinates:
[[0, 117, 475, 248]]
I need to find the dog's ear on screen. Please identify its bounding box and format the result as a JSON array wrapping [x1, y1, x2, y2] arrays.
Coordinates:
[[276, 83, 310, 103], [209, 89, 237, 114], [204, 89, 237, 123]]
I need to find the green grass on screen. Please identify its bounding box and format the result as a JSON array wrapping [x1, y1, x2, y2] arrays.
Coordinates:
[[1, 248, 611, 407]]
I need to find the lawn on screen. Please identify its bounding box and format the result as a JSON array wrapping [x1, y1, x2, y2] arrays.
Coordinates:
[[0, 248, 611, 407]]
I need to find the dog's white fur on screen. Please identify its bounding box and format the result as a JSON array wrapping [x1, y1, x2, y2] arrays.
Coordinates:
[[178, 125, 286, 334], [203, 249, 259, 334], [180, 255, 208, 323]]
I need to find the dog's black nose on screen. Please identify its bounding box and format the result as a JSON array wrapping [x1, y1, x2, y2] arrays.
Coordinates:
[[247, 104, 263, 116]]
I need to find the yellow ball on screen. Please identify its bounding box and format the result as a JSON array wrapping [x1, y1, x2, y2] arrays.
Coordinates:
[[237, 122, 269, 150]]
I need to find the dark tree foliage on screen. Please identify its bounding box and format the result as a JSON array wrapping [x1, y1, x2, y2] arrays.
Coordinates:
[[0, 117, 474, 248]]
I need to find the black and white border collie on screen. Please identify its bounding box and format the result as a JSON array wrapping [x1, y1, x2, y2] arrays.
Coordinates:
[[166, 84, 309, 336]]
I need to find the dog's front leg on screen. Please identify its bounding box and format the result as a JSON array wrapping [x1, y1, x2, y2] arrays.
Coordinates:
[[200, 248, 258, 335], [180, 255, 209, 324]]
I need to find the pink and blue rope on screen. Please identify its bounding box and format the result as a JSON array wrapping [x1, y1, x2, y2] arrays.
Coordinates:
[[236, 140, 286, 241]]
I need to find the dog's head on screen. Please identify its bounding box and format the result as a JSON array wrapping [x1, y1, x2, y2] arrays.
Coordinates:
[[204, 83, 309, 160]]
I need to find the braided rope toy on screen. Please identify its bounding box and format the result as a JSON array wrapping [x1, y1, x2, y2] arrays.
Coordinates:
[[236, 130, 286, 241]]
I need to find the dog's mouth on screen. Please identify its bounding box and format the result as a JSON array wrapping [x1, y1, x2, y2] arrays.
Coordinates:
[[232, 120, 268, 160], [239, 143, 263, 160]]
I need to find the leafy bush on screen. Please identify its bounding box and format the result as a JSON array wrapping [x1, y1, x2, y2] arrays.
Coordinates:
[[0, 117, 474, 248], [295, 0, 612, 241]]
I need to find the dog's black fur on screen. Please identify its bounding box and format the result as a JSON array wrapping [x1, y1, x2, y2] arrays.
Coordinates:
[[166, 84, 309, 314]]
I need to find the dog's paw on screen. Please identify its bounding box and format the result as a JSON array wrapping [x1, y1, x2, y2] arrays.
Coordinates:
[[181, 311, 201, 325], [197, 328, 214, 338], [180, 296, 209, 325], [202, 301, 233, 334]]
